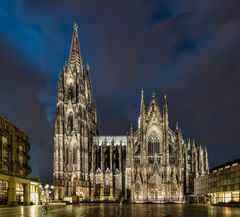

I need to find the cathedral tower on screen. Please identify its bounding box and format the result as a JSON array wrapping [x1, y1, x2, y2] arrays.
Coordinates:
[[53, 23, 98, 200]]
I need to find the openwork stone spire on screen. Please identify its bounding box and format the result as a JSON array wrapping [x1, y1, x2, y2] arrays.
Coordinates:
[[138, 89, 146, 129], [163, 95, 168, 112], [68, 22, 83, 73], [140, 88, 145, 115]]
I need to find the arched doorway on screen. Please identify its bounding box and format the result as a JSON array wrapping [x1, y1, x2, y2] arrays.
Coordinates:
[[104, 178, 110, 196], [72, 178, 77, 195], [95, 177, 101, 197], [114, 178, 120, 197], [170, 182, 178, 202], [135, 182, 142, 202], [148, 175, 162, 201]]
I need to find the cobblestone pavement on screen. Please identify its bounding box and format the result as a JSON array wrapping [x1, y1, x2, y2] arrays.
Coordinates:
[[0, 203, 239, 217]]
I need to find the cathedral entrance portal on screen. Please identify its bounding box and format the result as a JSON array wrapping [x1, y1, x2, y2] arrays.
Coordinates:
[[135, 182, 142, 202], [72, 178, 77, 195], [170, 182, 178, 202], [95, 184, 100, 197], [148, 175, 162, 202]]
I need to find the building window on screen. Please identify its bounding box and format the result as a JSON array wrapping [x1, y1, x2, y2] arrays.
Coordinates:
[[2, 123, 8, 131], [2, 136, 9, 165], [68, 86, 74, 100], [73, 146, 77, 164], [169, 145, 176, 164], [134, 157, 140, 165], [66, 147, 69, 164], [30, 184, 36, 193], [16, 183, 24, 204], [95, 184, 100, 196], [2, 149, 8, 162], [171, 183, 178, 197], [148, 132, 160, 155], [232, 191, 239, 202], [0, 180, 8, 205], [30, 184, 38, 205], [19, 145, 23, 152], [19, 155, 23, 167], [68, 113, 73, 131], [2, 136, 8, 145], [148, 157, 154, 164], [135, 182, 141, 193], [104, 179, 110, 196]]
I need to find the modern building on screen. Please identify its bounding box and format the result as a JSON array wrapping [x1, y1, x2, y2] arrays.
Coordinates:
[[0, 115, 40, 205], [53, 23, 209, 203], [194, 159, 240, 204]]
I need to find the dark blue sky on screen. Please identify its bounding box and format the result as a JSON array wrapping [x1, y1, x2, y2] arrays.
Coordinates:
[[0, 0, 240, 183]]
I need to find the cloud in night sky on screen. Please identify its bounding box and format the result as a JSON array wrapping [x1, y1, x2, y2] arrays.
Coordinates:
[[0, 0, 240, 183]]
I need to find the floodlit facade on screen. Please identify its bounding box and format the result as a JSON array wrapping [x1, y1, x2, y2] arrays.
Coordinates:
[[195, 159, 240, 204], [0, 115, 40, 205], [53, 23, 209, 203]]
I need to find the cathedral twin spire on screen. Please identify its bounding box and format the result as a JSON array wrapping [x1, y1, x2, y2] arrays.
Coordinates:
[[140, 89, 145, 115], [68, 22, 83, 74], [139, 90, 168, 120], [138, 89, 169, 129]]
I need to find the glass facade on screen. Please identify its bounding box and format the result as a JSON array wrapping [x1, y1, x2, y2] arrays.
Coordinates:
[[16, 183, 24, 204], [30, 183, 39, 204], [194, 160, 240, 204]]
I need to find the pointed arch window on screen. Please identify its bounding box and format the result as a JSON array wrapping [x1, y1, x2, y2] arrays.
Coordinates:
[[73, 145, 77, 164], [169, 145, 176, 164], [135, 182, 141, 192], [148, 131, 160, 155], [68, 112, 73, 131], [68, 86, 74, 101], [79, 107, 82, 119], [66, 147, 69, 164]]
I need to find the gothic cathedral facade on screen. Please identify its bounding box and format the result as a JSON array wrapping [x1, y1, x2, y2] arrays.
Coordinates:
[[53, 23, 209, 203]]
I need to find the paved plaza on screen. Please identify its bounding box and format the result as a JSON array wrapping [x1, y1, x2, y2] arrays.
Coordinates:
[[0, 204, 239, 217]]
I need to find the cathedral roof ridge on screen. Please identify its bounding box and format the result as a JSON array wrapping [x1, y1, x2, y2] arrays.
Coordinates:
[[93, 135, 127, 138]]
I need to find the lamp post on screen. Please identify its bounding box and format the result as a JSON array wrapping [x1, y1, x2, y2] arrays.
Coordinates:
[[45, 184, 50, 202], [40, 184, 54, 203]]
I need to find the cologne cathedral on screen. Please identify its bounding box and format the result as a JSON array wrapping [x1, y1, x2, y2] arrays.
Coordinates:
[[53, 23, 209, 203]]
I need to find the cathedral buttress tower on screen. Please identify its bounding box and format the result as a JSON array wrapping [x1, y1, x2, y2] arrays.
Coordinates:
[[53, 23, 98, 200]]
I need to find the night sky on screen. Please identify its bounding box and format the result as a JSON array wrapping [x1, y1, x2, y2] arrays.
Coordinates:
[[0, 1, 240, 184]]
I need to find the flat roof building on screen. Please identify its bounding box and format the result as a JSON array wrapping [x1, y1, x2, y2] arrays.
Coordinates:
[[194, 159, 240, 204], [0, 115, 40, 205]]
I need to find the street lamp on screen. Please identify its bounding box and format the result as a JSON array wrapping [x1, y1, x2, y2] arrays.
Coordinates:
[[40, 184, 54, 203]]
